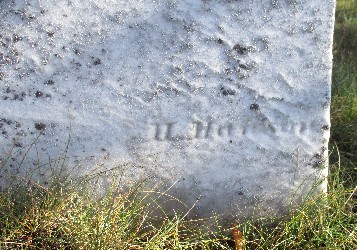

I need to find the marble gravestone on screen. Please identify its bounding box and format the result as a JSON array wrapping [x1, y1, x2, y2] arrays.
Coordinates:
[[0, 0, 335, 220]]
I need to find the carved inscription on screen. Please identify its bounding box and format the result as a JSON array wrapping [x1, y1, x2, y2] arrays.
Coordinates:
[[193, 121, 212, 138], [152, 121, 234, 141], [151, 119, 310, 141], [153, 123, 176, 140]]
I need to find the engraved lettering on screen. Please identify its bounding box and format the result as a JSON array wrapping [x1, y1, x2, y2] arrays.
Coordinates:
[[153, 123, 176, 141], [152, 121, 236, 140], [193, 121, 212, 138], [218, 123, 234, 137]]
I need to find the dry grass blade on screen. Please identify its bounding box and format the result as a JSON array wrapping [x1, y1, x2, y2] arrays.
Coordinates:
[[232, 224, 243, 250]]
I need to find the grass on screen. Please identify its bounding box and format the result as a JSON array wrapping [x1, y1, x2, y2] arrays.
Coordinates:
[[0, 171, 231, 249], [330, 1, 357, 218], [332, 0, 357, 172], [1, 0, 356, 249], [236, 162, 356, 249]]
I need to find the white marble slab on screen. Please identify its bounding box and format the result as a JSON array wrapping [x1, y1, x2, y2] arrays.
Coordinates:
[[0, 0, 335, 220]]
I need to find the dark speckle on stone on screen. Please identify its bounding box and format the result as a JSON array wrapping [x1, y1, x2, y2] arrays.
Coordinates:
[[233, 44, 249, 55], [93, 57, 101, 65], [217, 38, 224, 44], [34, 122, 46, 131], [45, 80, 54, 85], [237, 191, 244, 195], [312, 160, 323, 169], [224, 68, 233, 75], [13, 94, 23, 101], [35, 91, 43, 98], [239, 63, 255, 70], [12, 34, 22, 42], [314, 153, 322, 159], [321, 125, 329, 130], [0, 118, 12, 125], [220, 86, 236, 96], [250, 103, 259, 110], [222, 89, 235, 96]]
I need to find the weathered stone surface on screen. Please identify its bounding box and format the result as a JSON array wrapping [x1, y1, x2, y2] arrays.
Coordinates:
[[0, 0, 335, 220]]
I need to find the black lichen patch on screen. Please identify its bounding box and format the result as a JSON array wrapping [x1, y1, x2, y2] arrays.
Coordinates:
[[233, 43, 253, 55], [2, 130, 7, 137], [239, 62, 256, 70], [12, 34, 22, 43], [73, 48, 81, 55], [35, 90, 43, 98], [2, 88, 27, 101], [311, 153, 327, 169], [312, 160, 324, 169], [45, 80, 55, 85], [220, 86, 236, 96], [321, 125, 330, 130], [314, 153, 323, 160], [13, 92, 26, 101], [71, 60, 82, 69], [4, 87, 11, 94], [0, 118, 13, 126], [34, 122, 46, 131], [250, 103, 259, 111], [0, 118, 21, 128], [0, 118, 21, 139], [92, 57, 101, 65]]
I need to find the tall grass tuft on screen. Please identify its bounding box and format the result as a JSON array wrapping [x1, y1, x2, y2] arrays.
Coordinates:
[[0, 169, 233, 249]]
